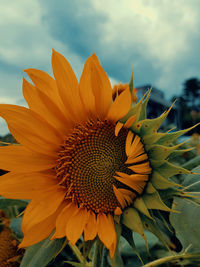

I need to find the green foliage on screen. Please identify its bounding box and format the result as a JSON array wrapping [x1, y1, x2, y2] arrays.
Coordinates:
[[20, 236, 66, 267], [10, 217, 23, 238], [170, 166, 200, 253], [0, 133, 16, 144], [183, 156, 200, 171], [0, 196, 27, 209]]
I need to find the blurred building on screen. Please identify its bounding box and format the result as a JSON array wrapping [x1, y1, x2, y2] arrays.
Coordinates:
[[136, 85, 178, 129]]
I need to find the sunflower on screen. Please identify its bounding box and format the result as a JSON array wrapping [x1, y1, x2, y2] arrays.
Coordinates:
[[112, 83, 137, 103], [0, 50, 196, 260]]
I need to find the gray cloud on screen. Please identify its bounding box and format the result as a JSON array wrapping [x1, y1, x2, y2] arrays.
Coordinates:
[[41, 0, 107, 57], [0, 0, 200, 135], [40, 0, 200, 99]]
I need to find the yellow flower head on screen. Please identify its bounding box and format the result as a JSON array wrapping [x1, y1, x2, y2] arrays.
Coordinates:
[[112, 83, 137, 103], [0, 50, 195, 259]]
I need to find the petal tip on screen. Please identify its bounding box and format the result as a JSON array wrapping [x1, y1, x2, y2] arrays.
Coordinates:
[[52, 48, 56, 53], [89, 53, 100, 65]]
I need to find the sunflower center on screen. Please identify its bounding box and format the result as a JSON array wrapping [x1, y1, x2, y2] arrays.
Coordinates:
[[56, 119, 134, 213], [56, 119, 152, 214]]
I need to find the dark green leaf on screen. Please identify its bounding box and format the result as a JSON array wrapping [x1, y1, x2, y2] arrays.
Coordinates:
[[170, 166, 200, 252], [170, 197, 200, 253], [20, 237, 66, 267], [10, 217, 23, 238], [0, 197, 28, 209]]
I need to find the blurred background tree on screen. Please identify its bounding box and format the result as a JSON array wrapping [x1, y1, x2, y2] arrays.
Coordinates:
[[183, 78, 200, 109], [174, 77, 200, 134]]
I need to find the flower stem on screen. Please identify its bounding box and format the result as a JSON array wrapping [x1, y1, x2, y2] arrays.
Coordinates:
[[92, 239, 103, 267], [68, 241, 85, 264], [143, 252, 200, 267]]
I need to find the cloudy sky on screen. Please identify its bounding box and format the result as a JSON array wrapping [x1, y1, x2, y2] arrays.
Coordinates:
[[0, 0, 200, 135]]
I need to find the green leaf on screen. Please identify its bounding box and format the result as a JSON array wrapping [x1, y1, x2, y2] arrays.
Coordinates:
[[133, 232, 158, 252], [0, 197, 28, 209], [121, 225, 143, 263], [10, 218, 23, 238], [156, 124, 199, 146], [140, 215, 169, 249], [111, 246, 124, 267], [129, 71, 134, 93], [112, 223, 124, 267], [138, 89, 151, 121], [142, 132, 165, 145], [182, 156, 200, 171], [20, 237, 66, 267], [151, 171, 178, 190], [133, 197, 153, 219], [142, 192, 174, 212], [122, 207, 146, 242], [170, 167, 200, 253], [139, 105, 173, 136], [156, 161, 191, 179], [182, 166, 200, 191]]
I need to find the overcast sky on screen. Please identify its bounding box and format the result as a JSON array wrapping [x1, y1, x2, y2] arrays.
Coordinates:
[[0, 0, 200, 135]]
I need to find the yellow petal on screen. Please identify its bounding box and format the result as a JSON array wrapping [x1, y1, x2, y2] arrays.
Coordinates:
[[66, 207, 88, 245], [87, 54, 112, 119], [113, 185, 126, 208], [125, 131, 134, 156], [126, 153, 148, 164], [25, 68, 61, 106], [97, 213, 116, 258], [118, 188, 136, 205], [79, 56, 96, 117], [19, 202, 65, 248], [127, 145, 145, 160], [23, 78, 72, 135], [115, 121, 124, 136], [128, 162, 152, 174], [0, 172, 57, 199], [84, 210, 98, 241], [52, 202, 76, 239], [106, 88, 131, 122], [0, 145, 56, 172], [22, 186, 66, 233], [115, 174, 148, 194], [127, 135, 142, 157], [114, 207, 122, 215], [124, 115, 136, 128], [0, 104, 61, 155], [52, 49, 86, 122], [25, 67, 74, 123]]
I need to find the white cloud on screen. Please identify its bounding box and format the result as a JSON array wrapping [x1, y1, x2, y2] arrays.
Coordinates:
[[0, 0, 199, 109], [93, 0, 199, 62], [0, 119, 8, 136], [92, 0, 200, 98], [0, 0, 85, 107], [0, 0, 76, 68], [0, 96, 18, 104]]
